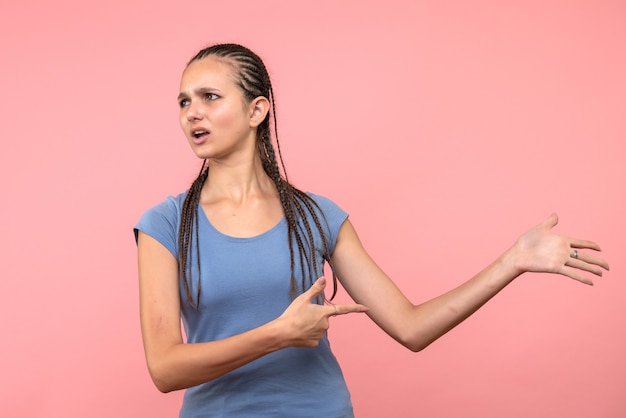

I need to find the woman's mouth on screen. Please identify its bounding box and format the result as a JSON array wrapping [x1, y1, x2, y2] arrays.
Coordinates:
[[191, 129, 210, 144]]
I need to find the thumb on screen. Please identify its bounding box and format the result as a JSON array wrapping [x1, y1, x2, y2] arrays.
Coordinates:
[[542, 212, 559, 230], [304, 277, 326, 300]]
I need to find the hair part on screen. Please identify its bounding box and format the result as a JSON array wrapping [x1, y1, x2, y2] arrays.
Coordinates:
[[178, 43, 338, 309]]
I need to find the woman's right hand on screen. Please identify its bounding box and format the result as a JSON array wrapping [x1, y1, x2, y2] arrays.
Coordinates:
[[276, 277, 368, 348]]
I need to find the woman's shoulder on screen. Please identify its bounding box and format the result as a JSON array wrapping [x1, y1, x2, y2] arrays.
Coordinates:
[[304, 191, 348, 222], [134, 190, 189, 246], [305, 191, 341, 210], [141, 190, 189, 218]]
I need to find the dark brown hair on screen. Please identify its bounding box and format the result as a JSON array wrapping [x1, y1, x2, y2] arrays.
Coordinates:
[[178, 43, 337, 309]]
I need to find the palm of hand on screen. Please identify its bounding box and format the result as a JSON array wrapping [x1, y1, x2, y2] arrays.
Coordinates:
[[513, 213, 609, 285]]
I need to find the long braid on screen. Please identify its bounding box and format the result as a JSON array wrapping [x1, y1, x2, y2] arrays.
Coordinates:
[[268, 83, 289, 183], [178, 43, 338, 308], [178, 160, 208, 309], [294, 189, 337, 300]]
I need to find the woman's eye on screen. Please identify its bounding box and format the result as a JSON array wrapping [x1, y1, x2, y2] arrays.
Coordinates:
[[205, 93, 219, 101], [179, 98, 190, 108]]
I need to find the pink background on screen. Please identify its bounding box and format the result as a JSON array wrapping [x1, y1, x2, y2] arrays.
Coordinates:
[[1, 0, 624, 417]]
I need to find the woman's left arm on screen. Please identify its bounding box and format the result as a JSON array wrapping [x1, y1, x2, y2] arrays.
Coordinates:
[[331, 213, 609, 352]]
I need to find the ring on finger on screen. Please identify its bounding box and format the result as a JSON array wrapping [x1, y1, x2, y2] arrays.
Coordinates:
[[571, 249, 579, 259]]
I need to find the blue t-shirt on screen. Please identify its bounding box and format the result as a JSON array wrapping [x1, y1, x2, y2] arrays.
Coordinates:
[[135, 191, 353, 417]]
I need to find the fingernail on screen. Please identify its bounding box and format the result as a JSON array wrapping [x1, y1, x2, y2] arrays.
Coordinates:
[[318, 277, 326, 286]]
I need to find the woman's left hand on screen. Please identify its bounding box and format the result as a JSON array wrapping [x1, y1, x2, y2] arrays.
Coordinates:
[[510, 213, 610, 285]]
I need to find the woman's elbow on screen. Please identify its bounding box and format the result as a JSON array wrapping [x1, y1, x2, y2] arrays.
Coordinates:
[[396, 332, 434, 353], [147, 361, 180, 393], [153, 378, 176, 394], [402, 340, 429, 353]]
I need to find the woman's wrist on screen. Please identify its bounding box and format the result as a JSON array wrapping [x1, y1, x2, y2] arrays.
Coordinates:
[[265, 317, 292, 351], [497, 241, 527, 281]]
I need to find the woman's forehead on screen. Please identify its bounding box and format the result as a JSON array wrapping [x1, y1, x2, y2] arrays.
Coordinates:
[[180, 57, 237, 91]]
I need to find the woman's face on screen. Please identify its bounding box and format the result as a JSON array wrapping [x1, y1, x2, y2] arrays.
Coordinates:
[[178, 56, 256, 161]]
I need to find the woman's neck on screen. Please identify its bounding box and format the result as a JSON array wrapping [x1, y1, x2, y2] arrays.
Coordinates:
[[201, 154, 277, 204]]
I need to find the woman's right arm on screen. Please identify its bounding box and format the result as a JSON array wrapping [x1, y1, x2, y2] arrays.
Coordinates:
[[137, 231, 365, 392]]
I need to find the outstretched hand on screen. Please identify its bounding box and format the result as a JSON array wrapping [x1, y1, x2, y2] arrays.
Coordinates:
[[277, 277, 368, 348], [512, 213, 610, 285]]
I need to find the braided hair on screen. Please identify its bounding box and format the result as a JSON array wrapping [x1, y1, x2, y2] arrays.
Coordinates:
[[178, 43, 338, 309]]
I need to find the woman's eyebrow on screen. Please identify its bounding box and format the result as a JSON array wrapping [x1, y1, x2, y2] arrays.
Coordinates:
[[178, 87, 221, 101]]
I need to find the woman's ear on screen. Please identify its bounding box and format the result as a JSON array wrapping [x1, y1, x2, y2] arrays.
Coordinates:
[[249, 96, 270, 127]]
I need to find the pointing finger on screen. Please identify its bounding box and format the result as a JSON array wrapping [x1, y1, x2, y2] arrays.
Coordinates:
[[328, 303, 369, 317]]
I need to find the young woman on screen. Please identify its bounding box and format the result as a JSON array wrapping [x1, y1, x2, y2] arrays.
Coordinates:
[[134, 43, 609, 417]]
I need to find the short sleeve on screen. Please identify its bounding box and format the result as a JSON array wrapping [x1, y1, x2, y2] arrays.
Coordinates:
[[307, 193, 349, 253], [133, 193, 185, 258]]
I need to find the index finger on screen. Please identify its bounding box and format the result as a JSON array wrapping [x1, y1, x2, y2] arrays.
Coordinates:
[[570, 238, 602, 251], [328, 303, 369, 317]]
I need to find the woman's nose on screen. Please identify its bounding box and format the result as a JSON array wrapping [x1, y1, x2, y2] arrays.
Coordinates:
[[186, 102, 204, 121]]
